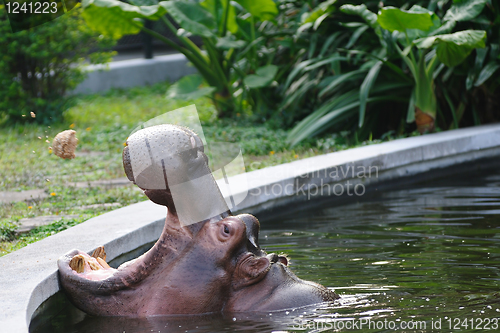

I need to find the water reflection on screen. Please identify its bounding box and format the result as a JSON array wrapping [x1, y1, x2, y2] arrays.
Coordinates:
[[257, 167, 500, 330]]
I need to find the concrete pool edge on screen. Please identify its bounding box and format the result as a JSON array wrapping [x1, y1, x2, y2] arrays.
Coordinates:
[[1, 124, 500, 332], [231, 124, 500, 215], [71, 53, 197, 95]]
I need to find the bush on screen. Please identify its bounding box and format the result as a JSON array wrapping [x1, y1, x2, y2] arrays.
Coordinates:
[[79, 0, 285, 119], [282, 0, 499, 145], [0, 5, 116, 124]]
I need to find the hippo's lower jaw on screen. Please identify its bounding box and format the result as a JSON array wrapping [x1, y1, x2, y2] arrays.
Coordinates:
[[58, 212, 338, 316]]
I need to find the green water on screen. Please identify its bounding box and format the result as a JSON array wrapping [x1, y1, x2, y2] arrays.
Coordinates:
[[32, 167, 500, 332]]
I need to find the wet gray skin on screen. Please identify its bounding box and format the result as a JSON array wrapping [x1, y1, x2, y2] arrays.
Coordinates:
[[58, 124, 338, 316]]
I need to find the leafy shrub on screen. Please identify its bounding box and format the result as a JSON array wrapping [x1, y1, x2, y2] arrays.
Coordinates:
[[0, 5, 116, 124], [80, 0, 277, 117], [283, 0, 499, 146], [78, 0, 313, 122]]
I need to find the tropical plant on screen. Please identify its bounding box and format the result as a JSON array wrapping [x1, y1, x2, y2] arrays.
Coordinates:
[[80, 0, 293, 118], [436, 0, 500, 128], [375, 3, 487, 132], [0, 5, 116, 124], [286, 0, 496, 146], [284, 0, 412, 145]]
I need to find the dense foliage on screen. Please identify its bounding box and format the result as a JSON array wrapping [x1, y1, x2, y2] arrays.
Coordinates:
[[80, 0, 291, 118], [0, 6, 115, 124], [1, 0, 497, 143], [78, 0, 499, 144], [283, 0, 499, 145]]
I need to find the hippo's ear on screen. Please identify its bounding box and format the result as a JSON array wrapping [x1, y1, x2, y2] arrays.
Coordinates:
[[232, 255, 270, 291]]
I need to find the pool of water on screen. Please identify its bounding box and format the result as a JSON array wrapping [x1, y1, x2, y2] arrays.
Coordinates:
[[31, 166, 500, 332]]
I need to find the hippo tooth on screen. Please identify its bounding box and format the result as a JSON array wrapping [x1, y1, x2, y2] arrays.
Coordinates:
[[97, 257, 111, 269], [88, 259, 101, 271], [69, 254, 86, 273], [91, 246, 107, 261]]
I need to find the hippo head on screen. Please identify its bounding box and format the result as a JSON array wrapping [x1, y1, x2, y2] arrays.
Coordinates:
[[58, 124, 338, 316]]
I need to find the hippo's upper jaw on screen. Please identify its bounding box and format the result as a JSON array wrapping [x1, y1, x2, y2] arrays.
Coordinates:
[[58, 124, 338, 317]]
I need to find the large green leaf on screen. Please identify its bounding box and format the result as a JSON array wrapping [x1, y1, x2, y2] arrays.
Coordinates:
[[340, 4, 377, 28], [234, 0, 278, 21], [377, 6, 434, 32], [160, 1, 215, 37], [244, 65, 278, 88], [167, 74, 216, 100], [201, 0, 238, 34], [82, 0, 166, 39], [443, 0, 488, 22], [292, 101, 360, 145], [216, 36, 247, 49], [414, 30, 487, 67], [403, 5, 441, 40]]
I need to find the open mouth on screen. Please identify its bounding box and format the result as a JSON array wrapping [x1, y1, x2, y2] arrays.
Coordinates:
[[67, 247, 115, 281], [67, 250, 290, 283], [64, 217, 285, 283], [61, 211, 289, 287]]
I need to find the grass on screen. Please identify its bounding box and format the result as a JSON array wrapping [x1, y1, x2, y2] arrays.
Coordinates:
[[0, 216, 88, 254], [0, 80, 415, 256]]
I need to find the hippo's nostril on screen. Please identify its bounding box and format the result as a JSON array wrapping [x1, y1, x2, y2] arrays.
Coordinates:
[[238, 214, 260, 239], [266, 253, 288, 266], [267, 253, 278, 263], [238, 214, 266, 256]]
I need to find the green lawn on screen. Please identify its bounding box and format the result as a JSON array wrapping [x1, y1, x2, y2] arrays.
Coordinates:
[[0, 81, 403, 256]]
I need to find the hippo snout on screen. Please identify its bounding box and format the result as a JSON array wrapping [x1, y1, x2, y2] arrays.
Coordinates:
[[123, 124, 229, 226]]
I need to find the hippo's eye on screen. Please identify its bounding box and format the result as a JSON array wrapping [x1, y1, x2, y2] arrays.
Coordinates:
[[218, 223, 232, 240]]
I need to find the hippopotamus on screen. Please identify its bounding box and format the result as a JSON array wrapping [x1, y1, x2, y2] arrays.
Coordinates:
[[58, 124, 338, 316]]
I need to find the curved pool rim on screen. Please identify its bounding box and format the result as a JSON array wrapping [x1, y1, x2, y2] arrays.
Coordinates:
[[1, 123, 500, 332]]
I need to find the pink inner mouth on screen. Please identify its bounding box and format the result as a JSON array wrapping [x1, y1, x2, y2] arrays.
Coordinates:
[[71, 252, 115, 281]]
